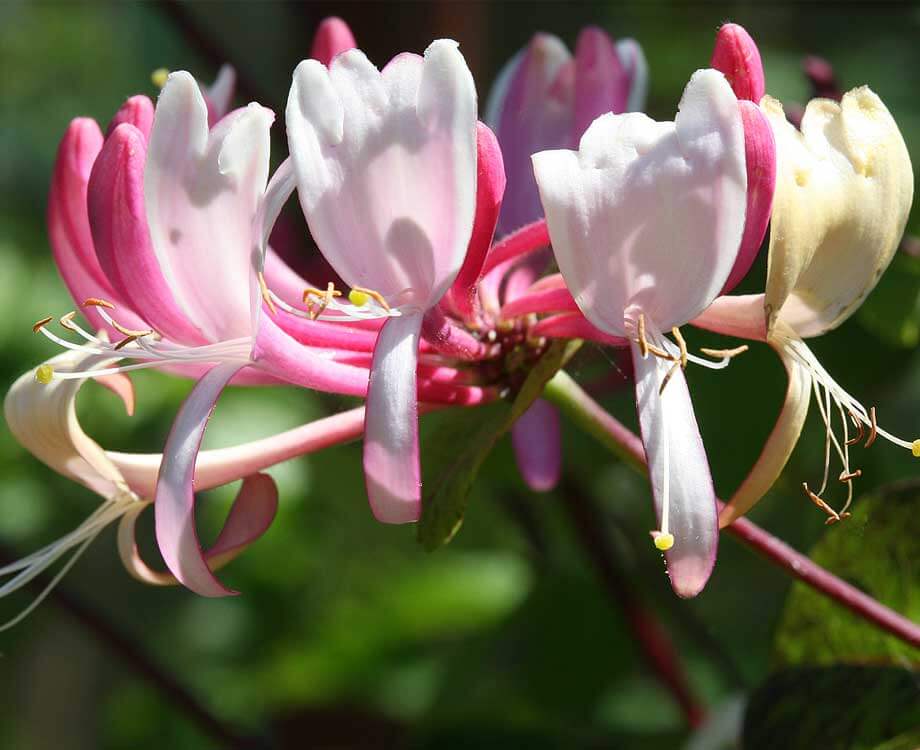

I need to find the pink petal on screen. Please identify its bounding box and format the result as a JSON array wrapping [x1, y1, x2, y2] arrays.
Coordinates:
[[531, 312, 628, 346], [88, 123, 207, 345], [94, 372, 135, 416], [154, 362, 244, 597], [512, 399, 561, 492], [444, 122, 506, 321], [720, 101, 776, 294], [486, 33, 574, 234], [287, 41, 477, 309], [690, 293, 767, 342], [119, 473, 278, 586], [533, 69, 747, 337], [252, 316, 371, 395], [363, 312, 423, 523], [615, 38, 648, 112], [480, 219, 550, 278], [106, 95, 154, 141], [270, 310, 379, 352], [310, 17, 357, 66], [710, 23, 765, 103], [146, 72, 273, 342], [500, 281, 578, 319], [632, 337, 718, 598], [203, 64, 237, 126], [573, 27, 629, 139], [48, 118, 130, 333]]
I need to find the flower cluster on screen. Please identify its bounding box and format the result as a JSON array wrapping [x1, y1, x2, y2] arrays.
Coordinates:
[[3, 18, 917, 620]]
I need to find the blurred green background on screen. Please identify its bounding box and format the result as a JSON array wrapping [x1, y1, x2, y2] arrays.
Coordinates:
[[1, 1, 918, 748]]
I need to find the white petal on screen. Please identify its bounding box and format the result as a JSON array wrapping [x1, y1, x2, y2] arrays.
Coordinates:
[[286, 41, 477, 310], [146, 72, 274, 342], [632, 337, 719, 598], [534, 69, 747, 337]]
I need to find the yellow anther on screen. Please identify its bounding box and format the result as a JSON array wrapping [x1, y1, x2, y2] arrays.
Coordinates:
[[32, 316, 53, 334], [348, 288, 370, 307], [34, 365, 54, 385], [637, 313, 648, 357], [151, 68, 170, 89], [671, 326, 688, 368], [912, 439, 920, 458], [659, 360, 681, 396], [653, 533, 674, 551]]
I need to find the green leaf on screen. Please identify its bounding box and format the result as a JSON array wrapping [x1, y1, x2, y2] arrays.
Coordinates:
[[417, 340, 582, 550], [858, 251, 920, 349], [743, 666, 920, 750], [773, 486, 920, 665]]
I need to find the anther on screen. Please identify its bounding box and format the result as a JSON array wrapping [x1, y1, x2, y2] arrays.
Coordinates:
[[34, 364, 54, 385], [802, 482, 841, 523], [303, 282, 342, 320], [865, 406, 878, 448], [637, 314, 648, 358], [114, 335, 140, 351], [659, 360, 682, 396], [671, 327, 688, 369], [59, 311, 78, 330], [652, 532, 674, 551], [350, 286, 390, 312], [699, 345, 749, 360], [108, 320, 154, 338], [32, 316, 53, 334], [151, 68, 170, 89], [82, 298, 115, 310], [257, 272, 277, 316], [839, 469, 862, 482], [846, 411, 864, 445]]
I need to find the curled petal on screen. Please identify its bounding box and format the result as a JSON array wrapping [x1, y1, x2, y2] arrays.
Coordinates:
[[106, 95, 154, 140], [310, 17, 357, 65], [364, 312, 423, 523], [4, 351, 127, 498], [721, 101, 776, 294], [533, 69, 747, 337], [155, 362, 244, 597], [762, 89, 913, 336], [89, 123, 207, 345], [690, 293, 768, 342], [287, 41, 477, 308], [119, 474, 277, 586], [203, 64, 236, 126], [719, 327, 811, 527], [94, 372, 135, 416], [632, 336, 718, 598], [445, 122, 506, 321], [512, 399, 562, 492], [710, 23, 765, 103]]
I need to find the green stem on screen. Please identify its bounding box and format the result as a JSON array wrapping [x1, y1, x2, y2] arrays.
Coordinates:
[[544, 370, 920, 650]]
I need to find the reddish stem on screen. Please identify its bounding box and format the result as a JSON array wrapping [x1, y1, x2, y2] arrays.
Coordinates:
[[545, 373, 920, 649], [480, 219, 550, 277]]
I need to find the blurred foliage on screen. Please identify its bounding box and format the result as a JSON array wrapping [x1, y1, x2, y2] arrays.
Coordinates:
[[1, 1, 919, 749], [742, 666, 920, 750], [774, 485, 920, 667]]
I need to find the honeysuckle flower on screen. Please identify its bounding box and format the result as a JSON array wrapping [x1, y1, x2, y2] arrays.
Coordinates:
[[479, 27, 648, 492], [1, 344, 376, 620], [284, 39, 478, 523], [717, 86, 918, 526], [533, 69, 748, 597]]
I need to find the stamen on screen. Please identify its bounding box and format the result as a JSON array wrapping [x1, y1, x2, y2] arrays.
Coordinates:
[[114, 335, 141, 351], [303, 282, 342, 320], [652, 532, 674, 551], [802, 482, 841, 524], [658, 360, 682, 396], [698, 344, 749, 360], [257, 271, 277, 316], [151, 68, 170, 89], [34, 365, 54, 385], [82, 297, 115, 310], [839, 469, 862, 482], [32, 316, 52, 334], [846, 411, 864, 445], [350, 286, 390, 312], [637, 314, 648, 357], [671, 327, 688, 368], [865, 406, 878, 448]]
